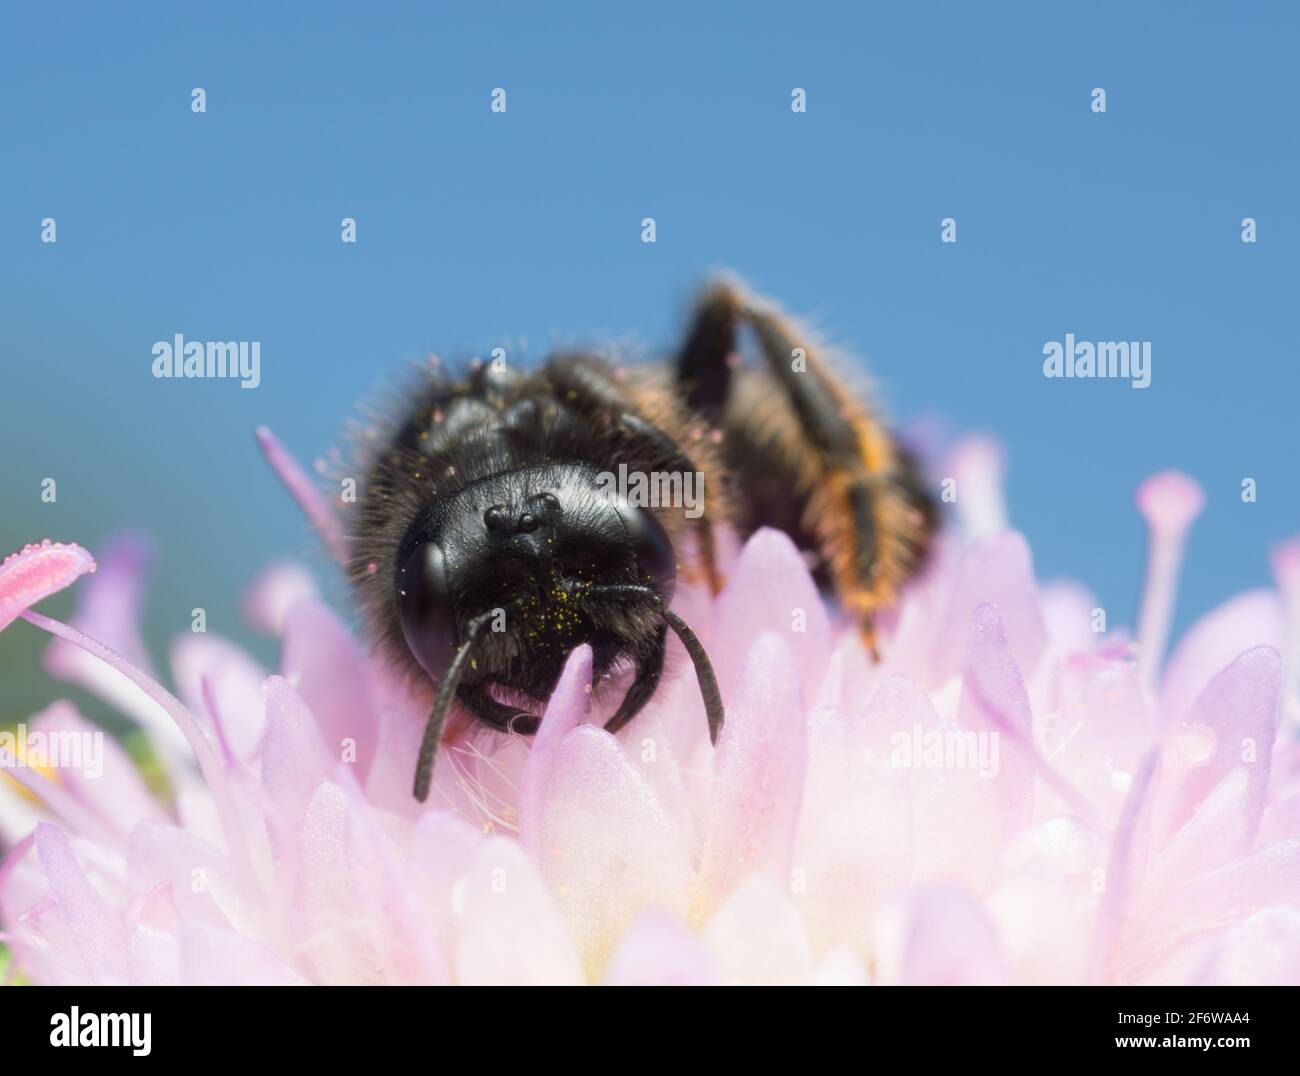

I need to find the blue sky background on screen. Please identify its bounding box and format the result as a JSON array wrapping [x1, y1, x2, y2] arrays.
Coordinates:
[[1, 1, 1296, 717]]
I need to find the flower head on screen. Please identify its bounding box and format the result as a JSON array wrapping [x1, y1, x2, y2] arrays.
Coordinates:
[[1, 436, 1297, 985]]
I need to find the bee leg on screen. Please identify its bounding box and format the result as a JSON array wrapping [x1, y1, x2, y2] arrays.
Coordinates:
[[748, 297, 933, 651], [677, 280, 934, 653], [457, 683, 541, 736], [603, 623, 667, 735], [669, 283, 756, 596], [544, 351, 634, 412], [675, 280, 744, 414]]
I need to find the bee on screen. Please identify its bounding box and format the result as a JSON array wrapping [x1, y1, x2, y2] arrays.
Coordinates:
[[349, 279, 936, 801]]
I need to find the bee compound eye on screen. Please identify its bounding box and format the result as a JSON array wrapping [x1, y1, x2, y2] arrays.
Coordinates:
[[617, 505, 677, 603], [398, 542, 459, 680]]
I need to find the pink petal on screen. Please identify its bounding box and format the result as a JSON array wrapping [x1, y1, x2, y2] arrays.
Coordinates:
[[128, 924, 180, 986], [0, 732, 117, 845], [23, 609, 268, 911], [959, 602, 1036, 834], [1145, 767, 1255, 896], [1152, 646, 1282, 847], [342, 803, 449, 986], [803, 695, 913, 952], [1160, 839, 1300, 931], [0, 540, 96, 633], [814, 948, 871, 985], [34, 822, 129, 984], [295, 780, 445, 984], [1045, 654, 1153, 814], [963, 602, 1100, 830], [281, 598, 378, 784], [1192, 907, 1300, 986], [0, 777, 44, 846], [128, 880, 182, 934], [406, 809, 485, 953], [602, 911, 717, 985], [0, 833, 71, 983], [242, 560, 320, 636], [946, 434, 1007, 540], [39, 535, 176, 745], [261, 676, 336, 857], [171, 633, 269, 762], [1039, 579, 1101, 655], [124, 821, 251, 935], [875, 883, 1009, 985], [361, 696, 430, 814], [519, 645, 593, 857], [3, 884, 91, 984], [254, 426, 350, 566], [796, 703, 850, 844], [712, 528, 831, 705], [1090, 748, 1159, 983], [1261, 789, 1300, 846], [696, 632, 806, 913], [538, 725, 690, 974], [1273, 535, 1300, 727], [930, 531, 1047, 684], [987, 819, 1105, 985], [879, 536, 961, 678], [293, 782, 363, 983], [0, 832, 43, 924], [29, 701, 165, 838], [852, 673, 944, 771], [1159, 590, 1283, 728], [455, 836, 583, 985], [700, 876, 814, 985], [611, 697, 696, 846], [1121, 840, 1300, 983], [180, 920, 307, 985]]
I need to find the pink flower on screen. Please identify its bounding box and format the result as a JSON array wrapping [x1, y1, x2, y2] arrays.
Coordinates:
[[1, 433, 1297, 985]]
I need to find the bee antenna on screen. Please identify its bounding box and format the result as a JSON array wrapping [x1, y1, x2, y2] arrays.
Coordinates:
[[582, 585, 725, 747], [657, 604, 725, 745], [413, 610, 498, 803]]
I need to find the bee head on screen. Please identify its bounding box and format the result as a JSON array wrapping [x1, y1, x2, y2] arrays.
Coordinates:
[[395, 462, 676, 705]]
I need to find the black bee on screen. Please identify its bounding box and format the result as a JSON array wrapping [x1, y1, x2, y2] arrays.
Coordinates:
[[349, 280, 936, 801]]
